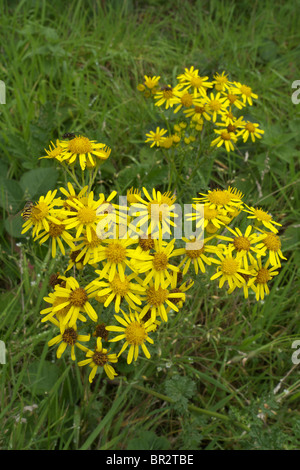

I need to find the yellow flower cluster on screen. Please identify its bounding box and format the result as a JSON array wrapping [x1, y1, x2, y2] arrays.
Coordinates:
[[21, 133, 284, 383], [138, 67, 264, 152]]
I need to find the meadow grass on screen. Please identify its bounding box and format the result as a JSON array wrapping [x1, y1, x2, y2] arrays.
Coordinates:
[[0, 0, 299, 450]]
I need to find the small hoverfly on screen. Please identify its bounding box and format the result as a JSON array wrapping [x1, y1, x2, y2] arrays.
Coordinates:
[[62, 132, 76, 140], [21, 201, 34, 221], [160, 85, 172, 92]]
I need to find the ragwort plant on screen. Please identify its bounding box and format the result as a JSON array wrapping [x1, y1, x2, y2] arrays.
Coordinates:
[[21, 66, 286, 386]]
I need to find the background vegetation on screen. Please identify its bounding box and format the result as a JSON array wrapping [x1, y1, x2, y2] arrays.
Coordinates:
[[0, 0, 299, 450]]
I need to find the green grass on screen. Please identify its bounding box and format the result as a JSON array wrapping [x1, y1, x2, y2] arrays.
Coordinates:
[[0, 0, 300, 450]]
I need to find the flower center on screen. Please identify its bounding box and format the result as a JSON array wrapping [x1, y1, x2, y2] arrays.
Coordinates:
[[245, 122, 256, 132], [105, 242, 126, 264], [221, 258, 239, 274], [240, 85, 252, 97], [146, 286, 169, 306], [208, 190, 232, 206], [209, 99, 222, 111], [190, 76, 204, 88], [181, 93, 193, 107], [256, 268, 271, 284], [221, 131, 232, 141], [110, 274, 130, 297], [94, 323, 109, 341], [49, 221, 65, 237], [31, 202, 49, 221], [194, 106, 206, 114], [227, 94, 238, 103], [152, 252, 168, 271], [162, 88, 173, 99], [263, 233, 281, 251], [62, 328, 78, 345], [77, 206, 97, 224], [204, 206, 219, 220], [253, 208, 272, 222], [92, 351, 108, 366], [186, 247, 205, 259], [233, 236, 251, 251], [68, 136, 93, 154], [139, 235, 154, 251], [68, 287, 88, 307], [125, 321, 147, 345], [84, 228, 102, 247]]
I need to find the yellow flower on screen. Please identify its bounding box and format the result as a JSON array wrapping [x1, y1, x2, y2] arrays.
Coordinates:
[[129, 187, 177, 236], [48, 276, 98, 327], [47, 320, 90, 361], [106, 309, 156, 364], [195, 187, 244, 213], [204, 92, 228, 122], [154, 85, 180, 109], [145, 127, 168, 147], [255, 231, 287, 267], [215, 225, 267, 270], [90, 271, 146, 313], [172, 236, 220, 275], [212, 71, 232, 92], [34, 217, 76, 258], [177, 66, 213, 97], [59, 135, 110, 170], [40, 140, 64, 161], [243, 206, 281, 233], [247, 258, 280, 301], [143, 75, 160, 89], [21, 190, 63, 237], [210, 248, 251, 291], [62, 190, 106, 241], [130, 237, 179, 289], [237, 121, 264, 143], [232, 82, 258, 105], [211, 128, 237, 152], [78, 337, 118, 382], [91, 236, 138, 282], [139, 280, 185, 322]]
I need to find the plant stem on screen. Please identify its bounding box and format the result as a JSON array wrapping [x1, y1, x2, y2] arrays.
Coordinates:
[[132, 383, 249, 433]]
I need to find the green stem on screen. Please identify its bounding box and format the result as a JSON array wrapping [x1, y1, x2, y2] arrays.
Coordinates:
[[132, 384, 249, 433]]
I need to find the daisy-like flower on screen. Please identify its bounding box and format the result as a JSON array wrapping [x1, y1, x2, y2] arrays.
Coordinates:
[[34, 217, 76, 258], [145, 127, 168, 147], [78, 337, 118, 382], [90, 271, 146, 313], [247, 258, 280, 301], [237, 121, 264, 143], [195, 187, 244, 213], [91, 236, 138, 282], [143, 75, 161, 90], [47, 319, 90, 361], [254, 231, 287, 267], [172, 236, 220, 275], [126, 187, 142, 205], [221, 90, 246, 110], [60, 182, 89, 211], [40, 140, 64, 162], [216, 225, 267, 270], [21, 190, 63, 237], [177, 67, 213, 97], [106, 309, 156, 364], [232, 82, 258, 106], [154, 84, 180, 109], [139, 279, 185, 322], [59, 135, 110, 171], [210, 128, 237, 152], [210, 247, 251, 291], [40, 290, 87, 330], [204, 92, 228, 122], [171, 88, 195, 113], [62, 190, 106, 242], [130, 237, 179, 289], [243, 205, 281, 233], [215, 116, 246, 135], [183, 101, 211, 122], [186, 203, 230, 231], [65, 248, 85, 272], [47, 276, 98, 327], [212, 71, 232, 92], [129, 187, 178, 236], [68, 227, 103, 267]]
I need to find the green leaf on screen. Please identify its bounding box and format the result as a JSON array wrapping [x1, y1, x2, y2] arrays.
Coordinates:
[[0, 177, 23, 213], [19, 167, 58, 199], [23, 360, 61, 396], [126, 431, 170, 450]]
